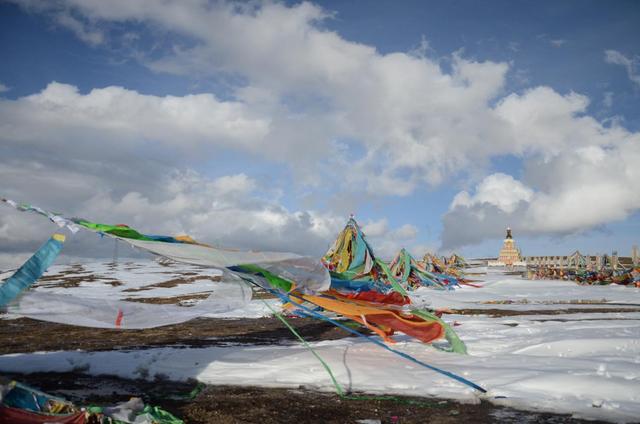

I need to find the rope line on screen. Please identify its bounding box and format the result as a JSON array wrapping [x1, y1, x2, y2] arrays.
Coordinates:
[[248, 282, 487, 394], [254, 287, 453, 407]]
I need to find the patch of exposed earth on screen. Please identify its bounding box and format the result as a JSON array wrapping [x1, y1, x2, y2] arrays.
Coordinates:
[[0, 313, 622, 423], [0, 316, 357, 354], [5, 304, 636, 354], [121, 275, 222, 292], [3, 372, 605, 424]]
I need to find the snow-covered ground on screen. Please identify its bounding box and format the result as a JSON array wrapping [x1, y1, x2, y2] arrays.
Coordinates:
[[17, 261, 225, 300], [1, 262, 640, 422], [1, 261, 277, 322], [427, 273, 640, 310]]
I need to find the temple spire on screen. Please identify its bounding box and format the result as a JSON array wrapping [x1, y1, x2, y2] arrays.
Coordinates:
[[497, 226, 520, 266]]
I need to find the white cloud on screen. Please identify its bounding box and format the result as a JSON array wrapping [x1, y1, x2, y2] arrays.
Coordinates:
[[209, 174, 256, 197], [0, 83, 9, 93], [9, 2, 639, 192], [605, 49, 640, 87], [5, 0, 640, 253], [0, 79, 418, 260], [0, 82, 270, 154], [391, 224, 418, 240], [443, 137, 640, 248], [550, 39, 566, 48], [524, 142, 640, 232], [53, 11, 105, 45], [361, 219, 421, 259], [9, 0, 515, 193], [362, 218, 389, 238], [493, 86, 629, 158], [0, 166, 346, 259], [450, 173, 533, 214]]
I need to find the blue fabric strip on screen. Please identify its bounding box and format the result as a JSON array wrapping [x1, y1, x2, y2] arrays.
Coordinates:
[[433, 273, 460, 288], [349, 231, 367, 271], [0, 234, 64, 307], [330, 278, 379, 292], [144, 234, 182, 243]]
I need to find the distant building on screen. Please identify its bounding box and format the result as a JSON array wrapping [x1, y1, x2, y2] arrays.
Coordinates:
[[481, 229, 638, 271], [498, 227, 521, 266], [488, 227, 526, 267], [524, 250, 637, 270]]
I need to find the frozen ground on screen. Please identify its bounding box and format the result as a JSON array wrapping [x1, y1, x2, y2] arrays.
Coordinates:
[[1, 261, 639, 422], [1, 261, 276, 323]]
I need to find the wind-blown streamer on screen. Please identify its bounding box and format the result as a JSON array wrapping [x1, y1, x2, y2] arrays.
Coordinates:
[[0, 233, 65, 308]]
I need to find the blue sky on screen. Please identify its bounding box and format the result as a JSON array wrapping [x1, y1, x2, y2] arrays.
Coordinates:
[[1, 0, 639, 262]]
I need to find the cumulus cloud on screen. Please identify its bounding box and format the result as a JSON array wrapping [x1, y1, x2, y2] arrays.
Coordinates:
[[0, 81, 341, 261], [0, 166, 346, 263], [493, 86, 626, 158], [4, 0, 640, 254], [392, 224, 419, 240], [361, 218, 389, 238], [442, 82, 639, 249], [8, 0, 517, 193], [361, 218, 421, 259], [443, 139, 640, 249], [0, 82, 269, 154], [53, 11, 105, 45], [605, 49, 640, 87], [0, 79, 420, 262], [450, 173, 533, 214], [26, 0, 631, 197], [80, 171, 346, 253]]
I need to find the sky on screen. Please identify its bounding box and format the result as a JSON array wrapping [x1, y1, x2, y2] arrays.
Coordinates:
[[1, 0, 639, 266]]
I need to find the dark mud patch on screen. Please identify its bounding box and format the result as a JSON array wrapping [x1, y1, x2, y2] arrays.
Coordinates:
[[0, 316, 357, 354], [124, 293, 213, 305], [37, 275, 100, 288], [122, 275, 222, 292], [2, 372, 605, 424], [37, 271, 122, 288], [40, 265, 87, 278]]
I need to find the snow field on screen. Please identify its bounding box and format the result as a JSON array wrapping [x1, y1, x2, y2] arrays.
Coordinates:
[[1, 262, 639, 422]]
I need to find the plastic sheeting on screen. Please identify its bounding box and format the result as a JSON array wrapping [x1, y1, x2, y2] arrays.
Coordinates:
[[116, 238, 330, 293], [97, 397, 183, 424], [250, 257, 331, 293], [109, 238, 328, 293], [9, 277, 252, 329], [117, 237, 299, 267]]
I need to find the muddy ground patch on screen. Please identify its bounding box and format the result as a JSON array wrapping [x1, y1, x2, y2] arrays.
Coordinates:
[[3, 372, 604, 424]]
